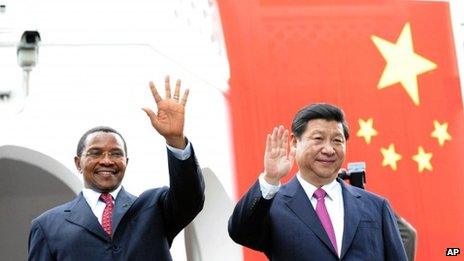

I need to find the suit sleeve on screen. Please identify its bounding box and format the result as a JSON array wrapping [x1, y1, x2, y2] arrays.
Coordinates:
[[162, 142, 205, 244], [382, 200, 408, 261], [28, 220, 54, 261], [228, 180, 274, 253]]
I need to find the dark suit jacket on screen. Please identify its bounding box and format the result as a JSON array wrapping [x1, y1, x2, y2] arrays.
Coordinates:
[[28, 148, 204, 261], [229, 177, 407, 261]]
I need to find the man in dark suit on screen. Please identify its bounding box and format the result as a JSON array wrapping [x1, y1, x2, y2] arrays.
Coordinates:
[[28, 76, 204, 260], [228, 103, 407, 260]]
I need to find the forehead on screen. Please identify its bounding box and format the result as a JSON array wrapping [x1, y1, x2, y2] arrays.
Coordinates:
[[303, 119, 344, 135], [84, 132, 125, 149]]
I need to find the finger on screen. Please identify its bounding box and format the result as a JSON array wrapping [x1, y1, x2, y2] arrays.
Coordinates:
[[278, 125, 285, 136], [277, 125, 285, 150], [270, 127, 278, 150], [173, 79, 181, 101], [180, 88, 189, 106], [282, 129, 289, 154], [142, 107, 157, 122], [275, 126, 285, 156], [265, 133, 272, 154], [142, 108, 161, 131], [271, 127, 279, 152], [165, 75, 171, 99], [282, 128, 289, 141], [149, 81, 162, 104]]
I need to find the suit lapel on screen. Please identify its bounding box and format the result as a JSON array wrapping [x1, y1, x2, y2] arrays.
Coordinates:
[[339, 179, 362, 259], [112, 187, 137, 234], [282, 177, 337, 255], [65, 193, 109, 241]]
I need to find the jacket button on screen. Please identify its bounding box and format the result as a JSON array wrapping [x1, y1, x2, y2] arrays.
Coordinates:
[[112, 245, 120, 252]]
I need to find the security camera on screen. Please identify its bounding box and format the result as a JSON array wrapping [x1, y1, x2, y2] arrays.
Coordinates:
[[0, 91, 11, 101], [17, 31, 41, 70]]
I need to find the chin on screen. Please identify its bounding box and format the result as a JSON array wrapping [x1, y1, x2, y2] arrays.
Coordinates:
[[316, 172, 338, 180], [99, 188, 116, 193], [97, 184, 117, 191]]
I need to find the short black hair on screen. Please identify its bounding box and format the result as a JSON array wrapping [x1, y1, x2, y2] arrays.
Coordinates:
[[291, 103, 349, 140], [76, 126, 128, 157]]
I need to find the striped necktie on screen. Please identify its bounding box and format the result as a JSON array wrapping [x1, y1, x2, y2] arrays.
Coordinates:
[[100, 193, 114, 237], [313, 188, 338, 254]]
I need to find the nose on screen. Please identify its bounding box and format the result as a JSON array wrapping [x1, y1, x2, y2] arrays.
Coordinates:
[[99, 153, 115, 165], [321, 142, 335, 155]]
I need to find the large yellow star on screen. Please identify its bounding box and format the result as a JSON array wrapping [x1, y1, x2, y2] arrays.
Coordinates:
[[356, 118, 378, 144], [380, 144, 402, 171], [371, 23, 437, 106], [412, 146, 433, 172], [431, 120, 451, 146]]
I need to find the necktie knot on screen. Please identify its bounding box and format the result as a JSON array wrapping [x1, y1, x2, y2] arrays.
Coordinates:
[[100, 193, 113, 205], [313, 188, 327, 200]]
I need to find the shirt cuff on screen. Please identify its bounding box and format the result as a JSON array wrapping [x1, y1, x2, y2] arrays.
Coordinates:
[[166, 140, 192, 160], [258, 173, 281, 199]]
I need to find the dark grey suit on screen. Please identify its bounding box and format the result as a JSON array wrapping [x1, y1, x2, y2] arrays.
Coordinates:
[[28, 149, 204, 261], [229, 177, 407, 260]]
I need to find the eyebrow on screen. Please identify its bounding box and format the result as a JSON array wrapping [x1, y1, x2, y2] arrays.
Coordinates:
[[308, 130, 344, 137], [86, 146, 124, 151]]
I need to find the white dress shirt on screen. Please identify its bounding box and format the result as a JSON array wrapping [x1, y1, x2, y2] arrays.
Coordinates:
[[259, 173, 345, 256], [82, 142, 192, 225], [82, 186, 121, 225]]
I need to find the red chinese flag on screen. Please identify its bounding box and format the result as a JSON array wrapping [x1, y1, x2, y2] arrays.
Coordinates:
[[218, 0, 464, 260]]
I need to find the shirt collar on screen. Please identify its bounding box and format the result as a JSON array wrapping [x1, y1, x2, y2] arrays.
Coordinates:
[[82, 185, 122, 209], [296, 173, 341, 201]]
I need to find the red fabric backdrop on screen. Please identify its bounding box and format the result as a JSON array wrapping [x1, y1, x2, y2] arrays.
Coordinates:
[[218, 0, 464, 260]]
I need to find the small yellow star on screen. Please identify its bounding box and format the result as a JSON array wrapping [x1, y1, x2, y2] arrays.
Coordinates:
[[371, 23, 437, 106], [357, 118, 378, 144], [412, 146, 433, 172], [380, 144, 402, 171], [431, 120, 451, 146]]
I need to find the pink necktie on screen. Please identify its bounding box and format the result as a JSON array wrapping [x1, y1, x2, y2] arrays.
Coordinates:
[[100, 193, 114, 237], [313, 188, 338, 254]]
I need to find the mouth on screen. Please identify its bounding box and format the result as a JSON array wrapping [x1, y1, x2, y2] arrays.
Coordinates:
[[316, 159, 336, 165], [95, 169, 118, 177]]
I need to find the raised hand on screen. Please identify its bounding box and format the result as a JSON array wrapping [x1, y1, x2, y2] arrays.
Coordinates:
[[263, 125, 295, 185], [142, 75, 189, 149]]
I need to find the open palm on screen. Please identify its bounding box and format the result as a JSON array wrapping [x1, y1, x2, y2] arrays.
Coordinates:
[[142, 76, 189, 148], [264, 125, 295, 185]]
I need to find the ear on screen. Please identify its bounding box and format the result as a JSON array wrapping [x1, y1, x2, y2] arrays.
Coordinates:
[[74, 156, 82, 173], [290, 133, 298, 148]]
